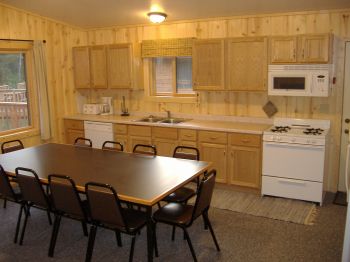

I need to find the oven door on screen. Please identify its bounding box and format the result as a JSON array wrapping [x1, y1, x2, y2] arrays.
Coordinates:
[[268, 71, 311, 96], [262, 141, 325, 182]]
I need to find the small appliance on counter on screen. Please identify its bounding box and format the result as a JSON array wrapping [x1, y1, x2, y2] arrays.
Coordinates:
[[100, 97, 113, 115], [83, 104, 103, 115], [120, 96, 129, 116]]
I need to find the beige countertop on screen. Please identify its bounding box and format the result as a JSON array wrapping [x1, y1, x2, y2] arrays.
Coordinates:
[[64, 114, 271, 135]]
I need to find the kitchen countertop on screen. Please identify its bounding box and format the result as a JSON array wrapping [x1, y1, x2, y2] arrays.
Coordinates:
[[64, 114, 272, 135]]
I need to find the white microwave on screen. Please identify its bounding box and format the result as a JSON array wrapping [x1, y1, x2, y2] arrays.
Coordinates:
[[268, 64, 331, 97]]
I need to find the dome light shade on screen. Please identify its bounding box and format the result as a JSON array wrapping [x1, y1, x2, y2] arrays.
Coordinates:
[[147, 12, 167, 23]]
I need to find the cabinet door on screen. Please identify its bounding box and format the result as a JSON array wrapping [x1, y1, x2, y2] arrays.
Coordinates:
[[153, 139, 178, 157], [90, 46, 108, 89], [228, 146, 261, 189], [269, 36, 297, 63], [66, 129, 84, 145], [200, 143, 227, 183], [73, 47, 90, 89], [114, 134, 129, 152], [227, 37, 267, 91], [108, 44, 132, 89], [298, 34, 330, 63], [192, 39, 225, 90]]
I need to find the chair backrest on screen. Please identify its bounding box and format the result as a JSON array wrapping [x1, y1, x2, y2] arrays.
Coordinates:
[[102, 141, 124, 152], [132, 144, 157, 156], [0, 165, 17, 201], [74, 137, 92, 148], [85, 182, 127, 230], [1, 139, 24, 154], [15, 167, 50, 208], [48, 174, 87, 219], [191, 169, 216, 221], [173, 146, 200, 161]]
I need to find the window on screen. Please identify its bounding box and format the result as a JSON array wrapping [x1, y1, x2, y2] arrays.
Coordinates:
[[0, 42, 34, 134], [152, 56, 194, 97]]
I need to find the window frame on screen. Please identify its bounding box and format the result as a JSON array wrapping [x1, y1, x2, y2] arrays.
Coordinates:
[[0, 41, 38, 137], [150, 56, 195, 98]]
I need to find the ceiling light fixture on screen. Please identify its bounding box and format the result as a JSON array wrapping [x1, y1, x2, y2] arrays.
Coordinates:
[[147, 12, 167, 23]]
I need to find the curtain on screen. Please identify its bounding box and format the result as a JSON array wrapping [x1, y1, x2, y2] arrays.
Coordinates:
[[141, 38, 194, 58], [33, 40, 52, 140]]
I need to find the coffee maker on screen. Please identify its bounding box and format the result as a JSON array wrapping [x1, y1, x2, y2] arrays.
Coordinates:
[[100, 97, 113, 115]]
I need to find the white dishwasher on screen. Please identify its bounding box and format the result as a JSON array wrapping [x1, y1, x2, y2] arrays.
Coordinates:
[[84, 121, 114, 149]]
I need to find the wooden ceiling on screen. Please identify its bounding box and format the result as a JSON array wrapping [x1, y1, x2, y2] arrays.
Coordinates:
[[1, 0, 350, 28]]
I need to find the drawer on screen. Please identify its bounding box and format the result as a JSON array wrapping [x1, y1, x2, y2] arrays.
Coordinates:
[[179, 129, 197, 141], [229, 133, 261, 147], [261, 176, 323, 203], [153, 127, 178, 140], [64, 119, 84, 130], [114, 124, 127, 134], [198, 131, 227, 144], [129, 125, 151, 137]]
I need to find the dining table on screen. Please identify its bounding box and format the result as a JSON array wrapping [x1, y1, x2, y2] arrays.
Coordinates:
[[0, 143, 211, 261]]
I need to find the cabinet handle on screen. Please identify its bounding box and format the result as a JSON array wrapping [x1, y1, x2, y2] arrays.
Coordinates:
[[241, 139, 250, 143], [184, 134, 193, 137], [293, 49, 296, 59], [302, 49, 305, 59], [210, 136, 218, 140], [224, 151, 226, 156]]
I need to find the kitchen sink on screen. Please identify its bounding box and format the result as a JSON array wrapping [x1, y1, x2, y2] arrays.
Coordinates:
[[135, 115, 189, 124]]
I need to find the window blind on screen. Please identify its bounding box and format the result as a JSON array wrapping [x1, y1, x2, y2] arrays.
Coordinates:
[[141, 38, 194, 58]]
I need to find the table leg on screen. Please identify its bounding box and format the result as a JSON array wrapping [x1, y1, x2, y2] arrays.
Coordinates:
[[146, 206, 153, 262]]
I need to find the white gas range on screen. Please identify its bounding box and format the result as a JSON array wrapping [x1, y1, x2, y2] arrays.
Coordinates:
[[262, 118, 330, 205]]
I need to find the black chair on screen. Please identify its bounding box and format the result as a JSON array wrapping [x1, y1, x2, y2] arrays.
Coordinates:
[[0, 165, 24, 244], [153, 170, 220, 262], [1, 139, 24, 154], [48, 174, 90, 257], [132, 144, 157, 156], [1, 139, 24, 208], [102, 141, 124, 152], [85, 182, 157, 262], [74, 137, 92, 148], [15, 167, 52, 245]]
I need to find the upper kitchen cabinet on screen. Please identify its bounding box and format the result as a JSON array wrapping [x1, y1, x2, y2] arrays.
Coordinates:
[[107, 44, 132, 89], [192, 39, 225, 91], [72, 47, 91, 89], [269, 34, 332, 64], [89, 45, 108, 89], [298, 34, 332, 63], [226, 37, 268, 91], [269, 36, 298, 63]]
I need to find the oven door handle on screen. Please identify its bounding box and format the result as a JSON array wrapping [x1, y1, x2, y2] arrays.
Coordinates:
[[263, 141, 325, 149]]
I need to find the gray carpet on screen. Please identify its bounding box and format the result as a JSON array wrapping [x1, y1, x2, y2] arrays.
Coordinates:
[[0, 195, 347, 262]]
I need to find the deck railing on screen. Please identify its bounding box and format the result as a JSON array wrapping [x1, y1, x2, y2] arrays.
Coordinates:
[[0, 102, 29, 132]]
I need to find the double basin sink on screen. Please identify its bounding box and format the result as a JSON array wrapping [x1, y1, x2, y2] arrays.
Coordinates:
[[135, 115, 189, 124]]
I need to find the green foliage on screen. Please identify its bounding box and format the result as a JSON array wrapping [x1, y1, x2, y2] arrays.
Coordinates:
[[0, 53, 25, 89]]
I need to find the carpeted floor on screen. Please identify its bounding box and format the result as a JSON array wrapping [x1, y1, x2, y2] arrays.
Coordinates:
[[0, 195, 347, 262]]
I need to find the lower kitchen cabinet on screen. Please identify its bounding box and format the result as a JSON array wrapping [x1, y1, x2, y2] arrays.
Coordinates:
[[114, 134, 128, 152], [64, 119, 84, 145], [152, 127, 178, 157], [128, 125, 152, 152], [228, 146, 261, 188], [200, 142, 227, 183], [227, 133, 262, 189]]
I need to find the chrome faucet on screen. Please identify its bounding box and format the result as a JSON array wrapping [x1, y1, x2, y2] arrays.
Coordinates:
[[164, 109, 171, 119]]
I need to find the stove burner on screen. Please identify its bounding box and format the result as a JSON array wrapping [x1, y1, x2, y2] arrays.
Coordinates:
[[271, 126, 291, 133], [303, 128, 324, 135]]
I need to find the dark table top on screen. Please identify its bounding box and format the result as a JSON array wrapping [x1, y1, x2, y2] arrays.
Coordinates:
[[0, 143, 211, 206]]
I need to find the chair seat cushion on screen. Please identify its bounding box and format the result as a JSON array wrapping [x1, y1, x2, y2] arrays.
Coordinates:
[[122, 208, 148, 232], [162, 187, 195, 203], [153, 203, 193, 226]]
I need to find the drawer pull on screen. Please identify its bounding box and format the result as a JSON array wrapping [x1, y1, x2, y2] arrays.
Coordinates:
[[184, 134, 193, 137], [278, 178, 306, 186], [210, 136, 218, 140], [241, 139, 250, 143]]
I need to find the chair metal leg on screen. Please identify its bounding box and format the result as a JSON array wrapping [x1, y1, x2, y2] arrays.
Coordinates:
[[203, 212, 220, 251], [19, 204, 30, 245], [85, 225, 97, 262], [183, 227, 197, 262], [157, 202, 161, 209], [171, 225, 176, 241], [115, 231, 122, 247], [47, 211, 52, 225], [129, 236, 136, 262], [48, 215, 62, 257], [82, 222, 89, 236], [14, 204, 24, 243], [3, 198, 7, 208], [202, 214, 208, 230]]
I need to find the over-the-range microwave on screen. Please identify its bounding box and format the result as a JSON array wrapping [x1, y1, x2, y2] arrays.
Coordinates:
[[268, 64, 332, 97]]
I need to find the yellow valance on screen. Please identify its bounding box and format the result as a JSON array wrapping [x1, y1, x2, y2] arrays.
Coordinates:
[[141, 38, 194, 58]]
